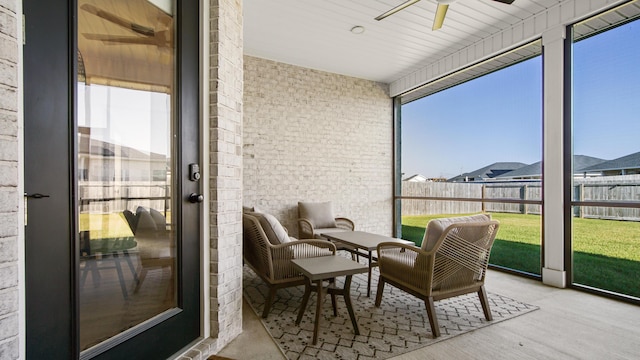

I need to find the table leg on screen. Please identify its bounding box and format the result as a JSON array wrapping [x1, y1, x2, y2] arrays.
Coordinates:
[[328, 278, 337, 316], [367, 250, 373, 297], [313, 279, 323, 345], [296, 279, 312, 325], [343, 275, 360, 335], [331, 292, 337, 317]]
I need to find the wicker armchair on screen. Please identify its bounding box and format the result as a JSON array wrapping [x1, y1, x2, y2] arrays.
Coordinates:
[[375, 214, 500, 337], [297, 201, 355, 239], [243, 212, 336, 318]]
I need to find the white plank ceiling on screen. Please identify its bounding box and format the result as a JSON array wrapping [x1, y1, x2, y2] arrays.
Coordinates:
[[243, 0, 564, 84]]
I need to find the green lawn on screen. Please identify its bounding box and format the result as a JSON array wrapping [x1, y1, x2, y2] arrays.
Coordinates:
[[401, 212, 640, 298]]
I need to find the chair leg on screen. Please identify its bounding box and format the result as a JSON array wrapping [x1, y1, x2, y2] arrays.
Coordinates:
[[425, 297, 440, 338], [262, 287, 277, 318], [123, 250, 139, 282], [478, 285, 493, 321], [112, 253, 128, 300], [134, 268, 148, 293], [374, 277, 385, 307]]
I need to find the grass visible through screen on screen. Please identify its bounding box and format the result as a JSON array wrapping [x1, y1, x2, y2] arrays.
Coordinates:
[[401, 213, 640, 298]]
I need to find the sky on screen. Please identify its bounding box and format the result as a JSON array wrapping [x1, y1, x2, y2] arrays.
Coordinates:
[[78, 83, 171, 156], [401, 18, 640, 179]]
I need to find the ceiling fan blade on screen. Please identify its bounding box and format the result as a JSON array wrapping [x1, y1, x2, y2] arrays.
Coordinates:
[[80, 4, 155, 37], [82, 33, 157, 45], [492, 0, 515, 4], [432, 4, 449, 31], [375, 0, 421, 21]]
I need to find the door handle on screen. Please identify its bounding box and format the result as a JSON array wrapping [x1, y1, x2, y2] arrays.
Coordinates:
[[188, 193, 204, 203], [25, 193, 50, 199], [24, 193, 50, 226]]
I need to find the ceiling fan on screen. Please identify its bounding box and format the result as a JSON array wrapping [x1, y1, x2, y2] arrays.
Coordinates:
[[375, 0, 516, 31], [80, 3, 172, 48]]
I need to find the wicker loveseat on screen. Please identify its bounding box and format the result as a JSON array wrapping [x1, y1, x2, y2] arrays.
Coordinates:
[[243, 212, 336, 318], [375, 214, 500, 337]]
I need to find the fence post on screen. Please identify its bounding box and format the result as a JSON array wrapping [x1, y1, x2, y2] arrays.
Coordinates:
[[520, 185, 528, 214], [579, 183, 584, 218], [481, 184, 486, 212]]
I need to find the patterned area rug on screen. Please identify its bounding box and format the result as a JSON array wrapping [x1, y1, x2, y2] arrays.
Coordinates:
[[243, 262, 538, 360]]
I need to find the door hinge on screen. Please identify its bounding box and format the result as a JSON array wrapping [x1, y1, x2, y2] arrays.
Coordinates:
[[22, 14, 26, 45]]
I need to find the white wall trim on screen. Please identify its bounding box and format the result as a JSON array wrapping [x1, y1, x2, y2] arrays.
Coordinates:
[[199, 0, 211, 341], [541, 25, 567, 288], [389, 0, 628, 97], [542, 267, 567, 288], [17, 1, 26, 358]]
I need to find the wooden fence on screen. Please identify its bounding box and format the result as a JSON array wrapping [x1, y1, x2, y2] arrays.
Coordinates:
[[78, 182, 171, 214], [402, 175, 640, 221], [574, 175, 640, 220]]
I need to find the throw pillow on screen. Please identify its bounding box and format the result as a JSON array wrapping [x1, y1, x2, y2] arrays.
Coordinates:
[[122, 209, 139, 234], [251, 212, 291, 245], [298, 201, 336, 228], [136, 206, 157, 234], [149, 208, 168, 231]]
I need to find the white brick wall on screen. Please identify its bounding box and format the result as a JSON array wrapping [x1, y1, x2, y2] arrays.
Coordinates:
[[243, 56, 394, 237], [0, 0, 19, 359]]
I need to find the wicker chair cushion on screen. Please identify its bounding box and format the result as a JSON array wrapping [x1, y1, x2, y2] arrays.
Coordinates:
[[248, 212, 293, 245], [298, 201, 337, 228], [421, 213, 491, 251], [314, 227, 347, 237]]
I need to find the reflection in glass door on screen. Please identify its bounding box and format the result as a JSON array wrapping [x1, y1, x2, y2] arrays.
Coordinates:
[[77, 0, 176, 351]]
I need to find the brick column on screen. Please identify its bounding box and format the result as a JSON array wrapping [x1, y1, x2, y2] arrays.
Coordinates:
[[0, 0, 21, 358], [208, 0, 243, 349]]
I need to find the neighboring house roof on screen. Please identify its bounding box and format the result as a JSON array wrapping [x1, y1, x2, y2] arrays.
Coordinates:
[[448, 162, 527, 182], [497, 155, 607, 179], [580, 151, 640, 172], [403, 174, 428, 182], [574, 155, 608, 172], [80, 134, 166, 161]]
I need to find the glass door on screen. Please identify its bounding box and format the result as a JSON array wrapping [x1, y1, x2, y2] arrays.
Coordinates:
[[77, 0, 178, 351], [24, 0, 201, 358]]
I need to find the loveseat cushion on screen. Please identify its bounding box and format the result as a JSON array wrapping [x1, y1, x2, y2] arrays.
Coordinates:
[[421, 213, 492, 251], [298, 201, 336, 228]]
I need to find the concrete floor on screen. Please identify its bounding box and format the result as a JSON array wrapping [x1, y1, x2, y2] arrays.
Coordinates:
[[216, 270, 640, 359]]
